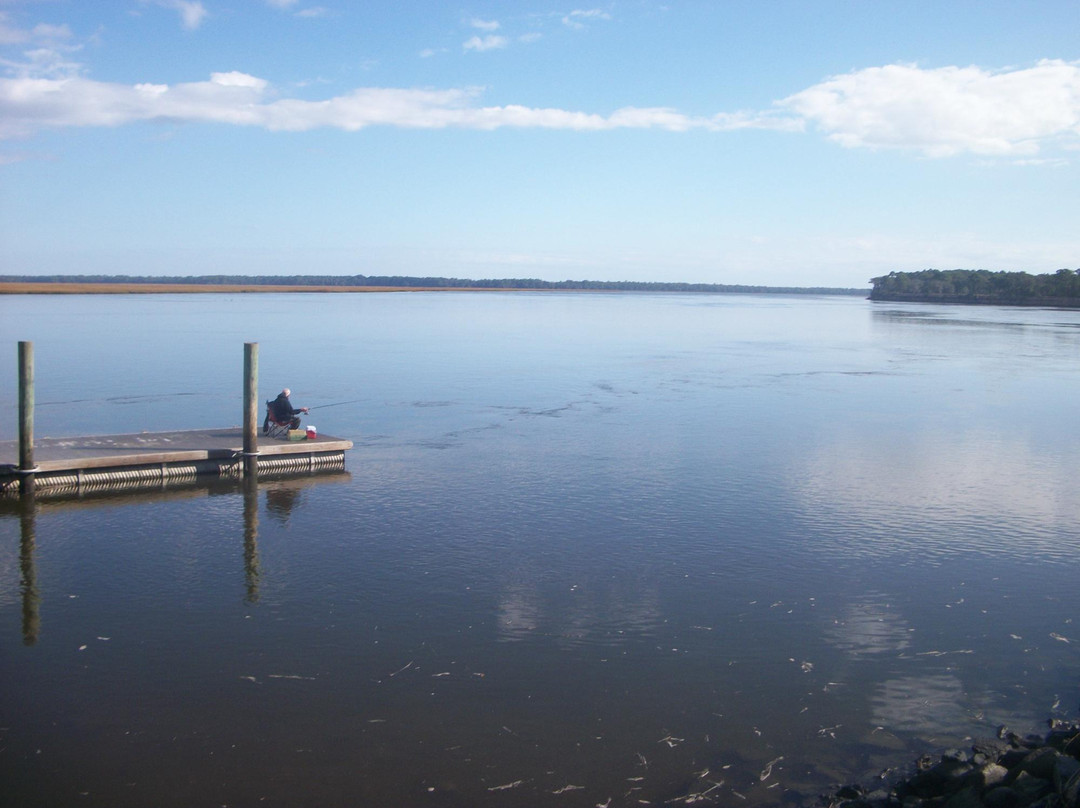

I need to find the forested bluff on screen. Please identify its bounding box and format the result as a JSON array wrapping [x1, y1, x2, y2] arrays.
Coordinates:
[[870, 269, 1080, 307], [0, 274, 863, 295]]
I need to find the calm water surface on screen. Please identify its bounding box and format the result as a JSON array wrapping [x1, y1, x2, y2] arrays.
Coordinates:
[[1, 292, 1078, 807]]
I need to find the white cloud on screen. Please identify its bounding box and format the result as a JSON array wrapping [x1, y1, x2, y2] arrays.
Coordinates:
[[0, 72, 797, 138], [562, 8, 612, 29], [463, 34, 508, 52], [782, 60, 1080, 157], [1, 59, 1076, 160], [146, 0, 208, 31], [469, 18, 500, 31]]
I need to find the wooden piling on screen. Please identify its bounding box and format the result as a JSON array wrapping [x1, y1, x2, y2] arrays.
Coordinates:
[[18, 341, 35, 497], [243, 342, 258, 479]]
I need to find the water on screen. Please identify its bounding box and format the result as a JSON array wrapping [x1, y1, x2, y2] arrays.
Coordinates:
[[1, 292, 1078, 807]]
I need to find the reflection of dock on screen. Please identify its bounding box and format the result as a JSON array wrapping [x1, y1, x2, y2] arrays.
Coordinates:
[[3, 472, 349, 643], [0, 428, 353, 496]]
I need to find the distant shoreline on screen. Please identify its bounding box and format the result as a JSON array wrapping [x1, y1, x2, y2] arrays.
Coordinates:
[[0, 281, 868, 296], [0, 282, 515, 295]]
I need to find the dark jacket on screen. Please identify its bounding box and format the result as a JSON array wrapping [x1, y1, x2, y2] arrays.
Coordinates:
[[270, 392, 300, 422]]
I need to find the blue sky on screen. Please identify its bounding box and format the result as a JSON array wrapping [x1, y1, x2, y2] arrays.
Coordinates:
[[1, 1, 1078, 287]]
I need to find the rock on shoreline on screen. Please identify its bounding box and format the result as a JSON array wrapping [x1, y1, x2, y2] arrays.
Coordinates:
[[822, 720, 1080, 808]]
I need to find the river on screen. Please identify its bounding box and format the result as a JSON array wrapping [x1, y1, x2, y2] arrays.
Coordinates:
[[1, 291, 1078, 807]]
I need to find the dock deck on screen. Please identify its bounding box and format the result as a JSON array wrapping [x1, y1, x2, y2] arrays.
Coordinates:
[[0, 428, 353, 495]]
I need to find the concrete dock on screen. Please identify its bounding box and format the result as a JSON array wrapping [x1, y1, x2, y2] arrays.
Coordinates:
[[0, 428, 353, 496]]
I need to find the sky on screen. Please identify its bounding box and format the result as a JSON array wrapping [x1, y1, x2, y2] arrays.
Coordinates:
[[1, 1, 1078, 288]]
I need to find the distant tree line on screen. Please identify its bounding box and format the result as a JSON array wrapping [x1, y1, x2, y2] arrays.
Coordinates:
[[870, 269, 1080, 306], [0, 273, 866, 295]]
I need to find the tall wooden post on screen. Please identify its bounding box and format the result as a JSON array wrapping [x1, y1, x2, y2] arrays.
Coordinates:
[[243, 342, 259, 479], [18, 341, 35, 497]]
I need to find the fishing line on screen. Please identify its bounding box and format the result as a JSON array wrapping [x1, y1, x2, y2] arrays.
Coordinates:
[[306, 399, 366, 410]]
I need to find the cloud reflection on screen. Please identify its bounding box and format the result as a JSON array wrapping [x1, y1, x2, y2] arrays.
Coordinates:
[[496, 579, 662, 647], [789, 430, 1079, 561], [871, 673, 976, 736], [824, 596, 912, 659]]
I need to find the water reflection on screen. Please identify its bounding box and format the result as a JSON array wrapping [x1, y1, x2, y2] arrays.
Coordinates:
[[19, 503, 40, 645], [243, 475, 260, 604], [871, 673, 974, 736], [790, 432, 1078, 561], [2, 471, 350, 633], [496, 578, 663, 646], [265, 484, 302, 524], [824, 595, 911, 659]]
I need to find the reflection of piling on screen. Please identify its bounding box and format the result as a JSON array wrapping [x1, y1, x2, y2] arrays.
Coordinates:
[[243, 342, 259, 480], [18, 341, 36, 498], [242, 474, 260, 604], [19, 501, 40, 645]]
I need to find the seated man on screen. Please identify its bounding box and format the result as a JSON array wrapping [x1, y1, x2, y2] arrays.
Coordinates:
[[268, 388, 309, 430]]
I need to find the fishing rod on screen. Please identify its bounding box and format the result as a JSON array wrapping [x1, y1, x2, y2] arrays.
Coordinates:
[[306, 399, 366, 411]]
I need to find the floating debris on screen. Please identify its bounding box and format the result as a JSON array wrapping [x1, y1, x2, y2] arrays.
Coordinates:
[[488, 780, 524, 792], [553, 784, 584, 794], [658, 735, 684, 748], [388, 661, 414, 677], [759, 756, 783, 781], [1050, 632, 1071, 643]]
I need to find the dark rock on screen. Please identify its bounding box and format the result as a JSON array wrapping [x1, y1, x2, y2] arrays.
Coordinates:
[[944, 749, 972, 764], [982, 787, 1021, 808], [999, 749, 1030, 770], [824, 717, 1080, 808], [1015, 748, 1060, 781], [837, 785, 866, 799], [1064, 732, 1080, 760], [1020, 735, 1045, 750], [1056, 757, 1080, 808], [1056, 755, 1080, 787], [943, 785, 986, 808], [1009, 772, 1052, 805], [972, 739, 1010, 762]]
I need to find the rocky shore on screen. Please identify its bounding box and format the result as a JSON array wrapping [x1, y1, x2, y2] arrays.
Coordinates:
[[823, 720, 1080, 808]]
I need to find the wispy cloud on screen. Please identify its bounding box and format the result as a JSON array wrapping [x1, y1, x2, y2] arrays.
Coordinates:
[[463, 34, 508, 52], [0, 12, 82, 79], [782, 60, 1080, 157], [562, 8, 612, 29], [469, 18, 501, 32], [0, 71, 794, 138], [2, 60, 1077, 160], [145, 0, 209, 31]]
